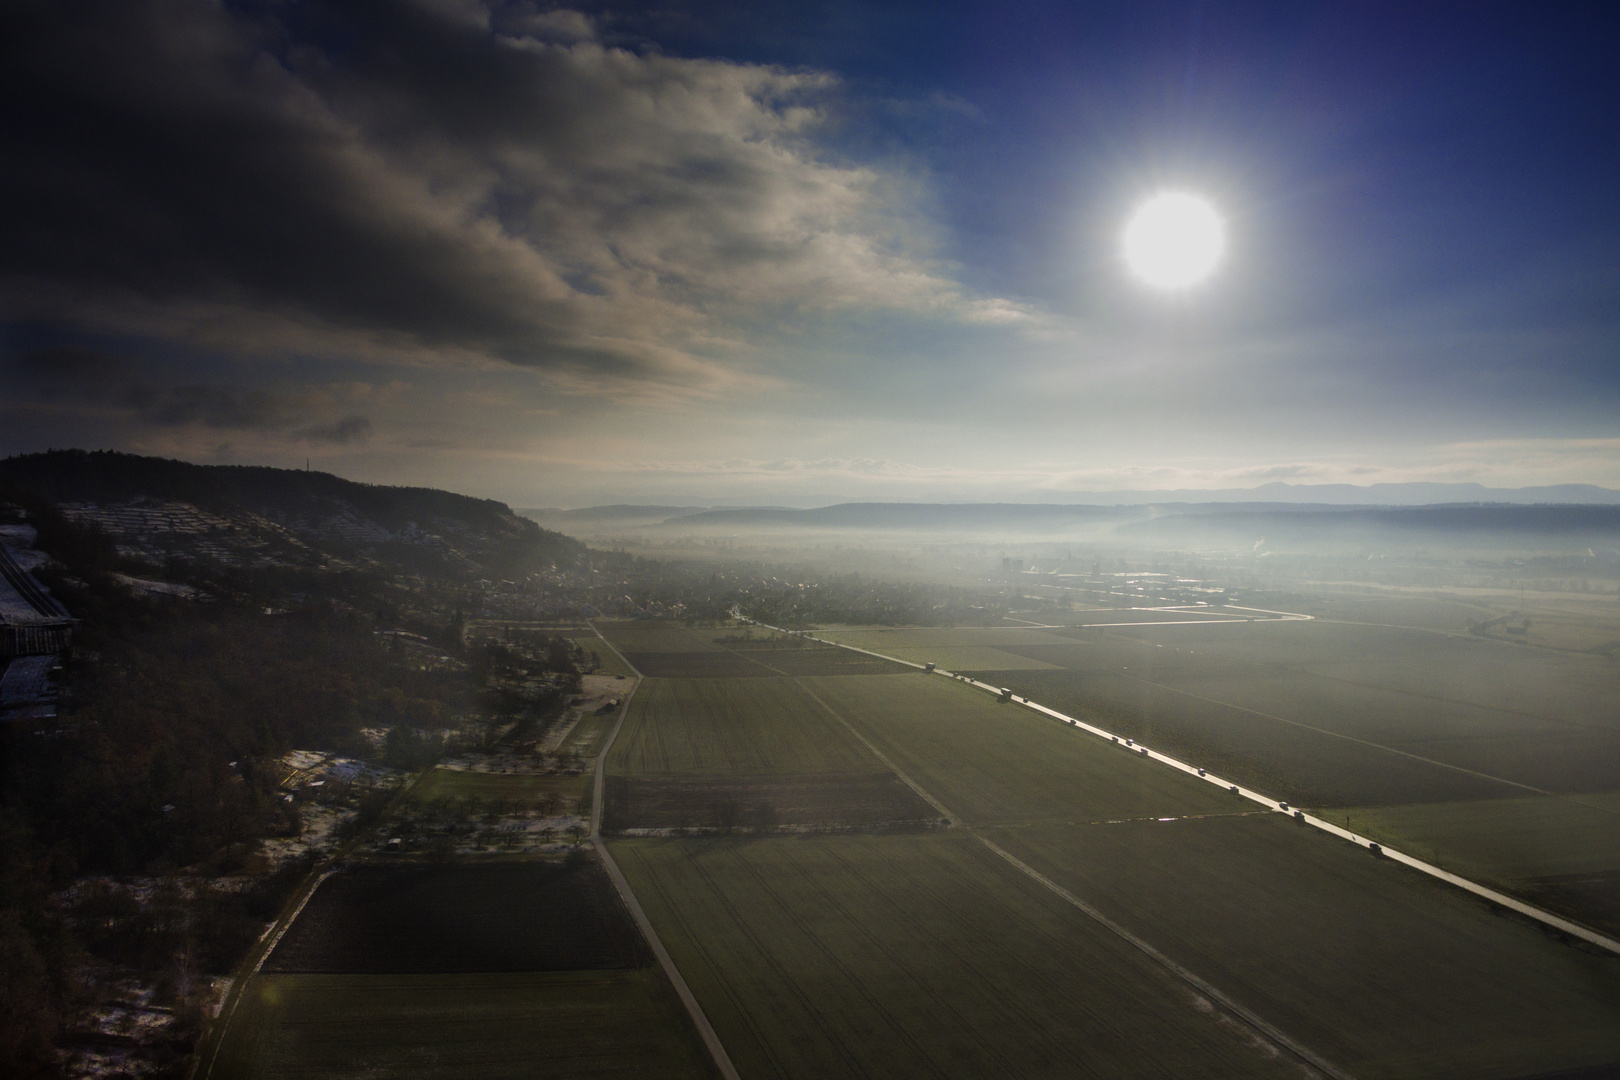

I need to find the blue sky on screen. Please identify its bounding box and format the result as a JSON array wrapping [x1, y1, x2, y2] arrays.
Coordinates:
[[4, 0, 1619, 505]]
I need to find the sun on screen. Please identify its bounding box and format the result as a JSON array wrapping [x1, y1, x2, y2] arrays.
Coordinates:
[[1121, 192, 1226, 289]]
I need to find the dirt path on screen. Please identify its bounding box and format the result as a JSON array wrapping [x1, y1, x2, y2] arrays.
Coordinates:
[[588, 622, 742, 1080]]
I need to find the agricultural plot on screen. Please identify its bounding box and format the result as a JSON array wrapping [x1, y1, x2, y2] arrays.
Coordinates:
[[610, 834, 1305, 1080], [987, 813, 1620, 1080], [602, 772, 939, 833], [264, 863, 648, 973], [626, 650, 776, 678], [573, 633, 637, 676], [595, 622, 730, 654], [621, 643, 907, 678], [1312, 594, 1495, 632], [985, 667, 1521, 808], [412, 767, 588, 807], [210, 970, 718, 1080], [1347, 793, 1620, 937], [728, 645, 909, 676], [606, 676, 939, 831], [598, 641, 1620, 1079], [801, 672, 1238, 826], [1067, 619, 1620, 735], [1346, 792, 1620, 879], [1059, 607, 1252, 625], [559, 707, 623, 759], [827, 639, 1062, 670], [816, 626, 1075, 651], [965, 620, 1620, 804], [599, 622, 912, 676], [608, 677, 882, 776]]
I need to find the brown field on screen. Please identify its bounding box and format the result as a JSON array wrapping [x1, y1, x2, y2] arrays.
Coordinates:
[[595, 622, 730, 654], [211, 972, 718, 1080], [623, 650, 772, 677], [602, 772, 941, 833], [263, 862, 649, 973], [412, 767, 589, 806]]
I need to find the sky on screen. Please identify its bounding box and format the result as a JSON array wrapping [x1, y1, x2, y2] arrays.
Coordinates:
[[4, 0, 1620, 507]]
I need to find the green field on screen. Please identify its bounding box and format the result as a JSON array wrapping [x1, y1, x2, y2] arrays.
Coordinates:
[[210, 970, 717, 1080], [596, 626, 1620, 1079], [1346, 792, 1620, 880], [608, 676, 883, 776], [801, 672, 1238, 825], [820, 621, 1620, 808], [611, 834, 1304, 1080], [574, 633, 638, 676], [412, 768, 588, 806], [987, 815, 1620, 1079], [873, 613, 1620, 934]]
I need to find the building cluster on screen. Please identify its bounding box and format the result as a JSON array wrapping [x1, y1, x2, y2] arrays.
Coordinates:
[[0, 509, 74, 723]]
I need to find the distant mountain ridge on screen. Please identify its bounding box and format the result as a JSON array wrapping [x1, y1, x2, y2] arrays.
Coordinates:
[[535, 482, 1620, 526], [1105, 481, 1620, 506], [519, 497, 1620, 553]]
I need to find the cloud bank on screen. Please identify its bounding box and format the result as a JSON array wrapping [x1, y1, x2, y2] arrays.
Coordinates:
[[1, 0, 1004, 399]]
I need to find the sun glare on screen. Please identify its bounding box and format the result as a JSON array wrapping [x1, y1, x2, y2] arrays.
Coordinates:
[[1122, 192, 1226, 289]]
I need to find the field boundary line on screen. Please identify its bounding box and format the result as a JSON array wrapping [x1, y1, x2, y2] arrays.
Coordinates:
[[588, 625, 744, 1080], [1112, 672, 1553, 796], [191, 761, 439, 1080], [192, 867, 335, 1080], [791, 679, 957, 821], [776, 657, 1349, 1079], [745, 618, 1620, 958], [979, 837, 1353, 1080]]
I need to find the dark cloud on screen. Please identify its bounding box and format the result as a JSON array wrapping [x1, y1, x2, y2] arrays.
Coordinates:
[[123, 385, 304, 431], [3, 345, 369, 443], [302, 414, 373, 445], [0, 0, 982, 393]]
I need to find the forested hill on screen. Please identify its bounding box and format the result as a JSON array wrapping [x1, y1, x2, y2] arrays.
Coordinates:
[[0, 449, 584, 580]]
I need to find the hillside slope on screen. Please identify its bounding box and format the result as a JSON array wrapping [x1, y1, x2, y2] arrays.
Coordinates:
[[0, 449, 585, 581]]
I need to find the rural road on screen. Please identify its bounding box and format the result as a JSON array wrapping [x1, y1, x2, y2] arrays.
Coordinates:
[[587, 623, 744, 1080], [190, 767, 434, 1080]]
